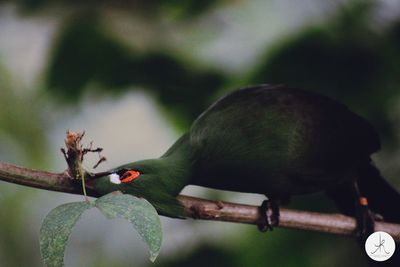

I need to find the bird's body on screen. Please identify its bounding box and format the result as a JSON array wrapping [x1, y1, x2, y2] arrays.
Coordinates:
[[93, 85, 399, 224], [169, 85, 378, 197]]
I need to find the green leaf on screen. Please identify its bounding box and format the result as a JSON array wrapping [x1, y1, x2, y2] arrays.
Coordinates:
[[95, 193, 162, 262], [39, 201, 92, 267]]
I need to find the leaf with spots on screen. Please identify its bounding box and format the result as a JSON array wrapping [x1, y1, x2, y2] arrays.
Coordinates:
[[95, 193, 162, 262], [40, 201, 93, 267]]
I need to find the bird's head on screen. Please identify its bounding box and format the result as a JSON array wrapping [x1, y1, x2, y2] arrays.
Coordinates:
[[89, 161, 164, 198], [89, 160, 186, 217]]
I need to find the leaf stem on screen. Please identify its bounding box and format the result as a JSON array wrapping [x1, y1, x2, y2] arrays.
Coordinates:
[[79, 166, 89, 202]]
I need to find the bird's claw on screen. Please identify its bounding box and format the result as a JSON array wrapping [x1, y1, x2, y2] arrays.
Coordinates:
[[258, 199, 280, 232], [355, 197, 375, 242]]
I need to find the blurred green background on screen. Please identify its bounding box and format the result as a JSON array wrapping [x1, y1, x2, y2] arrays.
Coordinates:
[[1, 0, 400, 266]]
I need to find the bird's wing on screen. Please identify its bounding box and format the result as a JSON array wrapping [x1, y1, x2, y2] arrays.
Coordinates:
[[187, 85, 380, 195]]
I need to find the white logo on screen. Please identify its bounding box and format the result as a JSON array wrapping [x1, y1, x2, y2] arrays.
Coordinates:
[[365, 231, 396, 261]]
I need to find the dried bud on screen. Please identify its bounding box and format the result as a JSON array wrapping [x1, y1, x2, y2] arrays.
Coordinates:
[[65, 130, 84, 150]]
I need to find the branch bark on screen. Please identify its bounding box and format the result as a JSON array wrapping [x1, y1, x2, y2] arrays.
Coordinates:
[[1, 161, 399, 241]]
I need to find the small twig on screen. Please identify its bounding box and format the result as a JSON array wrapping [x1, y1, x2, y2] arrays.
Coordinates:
[[61, 130, 105, 200], [62, 130, 85, 179], [93, 156, 107, 169]]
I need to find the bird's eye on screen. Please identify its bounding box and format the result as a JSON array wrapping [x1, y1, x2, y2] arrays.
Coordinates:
[[120, 170, 141, 183]]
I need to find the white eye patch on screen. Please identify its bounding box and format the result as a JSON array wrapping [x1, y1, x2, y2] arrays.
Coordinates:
[[109, 173, 121, 184]]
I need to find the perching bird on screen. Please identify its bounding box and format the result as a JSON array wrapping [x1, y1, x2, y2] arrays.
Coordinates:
[[91, 84, 400, 237]]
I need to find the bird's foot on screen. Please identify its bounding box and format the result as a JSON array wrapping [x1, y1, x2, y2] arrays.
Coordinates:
[[355, 196, 375, 242], [257, 199, 280, 232]]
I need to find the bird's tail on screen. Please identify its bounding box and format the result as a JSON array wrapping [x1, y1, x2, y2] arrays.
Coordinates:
[[327, 161, 400, 267], [358, 161, 400, 224], [357, 164, 400, 267], [327, 161, 400, 223]]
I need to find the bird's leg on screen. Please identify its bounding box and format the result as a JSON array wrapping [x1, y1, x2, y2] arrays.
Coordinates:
[[353, 182, 375, 241], [257, 198, 280, 232]]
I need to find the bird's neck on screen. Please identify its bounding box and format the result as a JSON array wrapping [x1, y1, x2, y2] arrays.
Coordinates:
[[129, 135, 192, 217], [140, 133, 193, 195], [159, 133, 193, 194]]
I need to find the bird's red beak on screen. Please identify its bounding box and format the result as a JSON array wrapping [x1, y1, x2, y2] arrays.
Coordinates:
[[120, 170, 141, 183]]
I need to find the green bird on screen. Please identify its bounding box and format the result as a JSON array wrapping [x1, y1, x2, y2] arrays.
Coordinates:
[[90, 84, 400, 236]]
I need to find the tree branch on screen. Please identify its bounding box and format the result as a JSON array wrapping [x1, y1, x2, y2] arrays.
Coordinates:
[[178, 195, 400, 241], [0, 161, 399, 241]]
